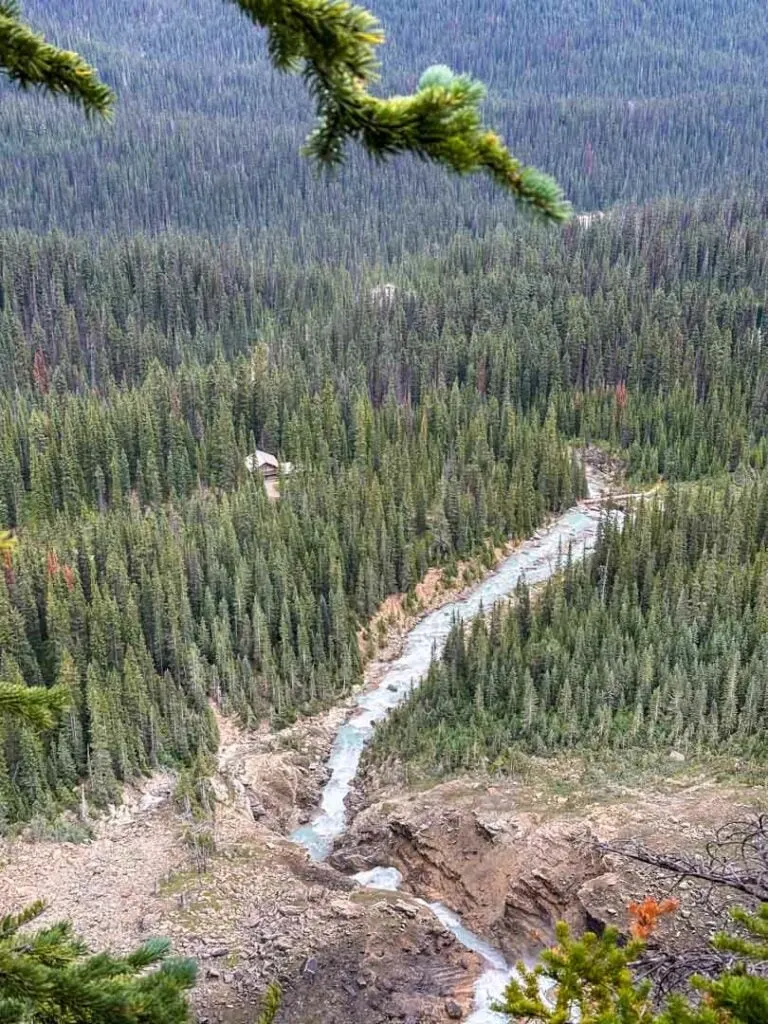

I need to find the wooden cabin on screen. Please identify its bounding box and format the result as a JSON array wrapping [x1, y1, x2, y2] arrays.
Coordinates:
[[245, 449, 293, 479], [245, 449, 280, 478]]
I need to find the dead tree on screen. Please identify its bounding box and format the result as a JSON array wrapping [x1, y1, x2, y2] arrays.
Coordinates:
[[598, 814, 768, 997], [600, 814, 768, 903]]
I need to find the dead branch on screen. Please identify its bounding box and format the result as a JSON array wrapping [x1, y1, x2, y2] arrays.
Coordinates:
[[633, 947, 768, 998], [599, 814, 768, 903]]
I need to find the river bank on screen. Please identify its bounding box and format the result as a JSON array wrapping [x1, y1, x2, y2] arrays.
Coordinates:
[[0, 479, 611, 1021], [291, 494, 609, 862], [3, 466, 751, 1024], [284, 469, 625, 1017]]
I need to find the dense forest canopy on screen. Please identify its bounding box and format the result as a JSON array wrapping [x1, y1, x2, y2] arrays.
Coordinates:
[[0, 0, 765, 248], [1, 2, 767, 1022], [0, 196, 767, 822], [368, 481, 768, 775], [0, 195, 766, 472], [0, 0, 766, 833]]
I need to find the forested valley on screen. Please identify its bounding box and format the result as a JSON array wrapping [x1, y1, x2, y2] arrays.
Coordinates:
[[1, 194, 767, 820], [369, 481, 768, 773], [1, 0, 768, 1021]]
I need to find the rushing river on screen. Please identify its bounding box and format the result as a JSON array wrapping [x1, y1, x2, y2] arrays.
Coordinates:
[[291, 491, 610, 1019]]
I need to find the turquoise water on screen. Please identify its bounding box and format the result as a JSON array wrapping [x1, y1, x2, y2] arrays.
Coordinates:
[[292, 495, 612, 1017], [292, 505, 602, 861]]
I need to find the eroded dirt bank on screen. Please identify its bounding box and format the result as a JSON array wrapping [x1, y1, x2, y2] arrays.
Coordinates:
[[0, 711, 486, 1024], [2, 699, 763, 1023], [333, 769, 765, 966]]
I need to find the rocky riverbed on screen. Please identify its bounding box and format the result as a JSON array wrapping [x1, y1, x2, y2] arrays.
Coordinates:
[[1, 465, 762, 1022], [1, 699, 762, 1023], [333, 769, 763, 968]]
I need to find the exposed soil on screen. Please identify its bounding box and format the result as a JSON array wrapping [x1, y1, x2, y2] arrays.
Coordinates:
[[0, 772, 182, 955], [0, 712, 484, 1024], [4, 712, 762, 1024], [1, 457, 753, 1022], [333, 769, 766, 965]]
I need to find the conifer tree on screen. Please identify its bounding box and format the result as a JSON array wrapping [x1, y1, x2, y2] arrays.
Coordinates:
[[500, 904, 768, 1024], [0, 0, 569, 219], [0, 901, 196, 1024]]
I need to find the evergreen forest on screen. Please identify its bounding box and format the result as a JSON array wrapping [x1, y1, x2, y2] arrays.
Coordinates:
[[0, 0, 765, 833], [2, 0, 768, 1020], [1, 194, 767, 821], [369, 482, 768, 774], [1, 0, 767, 248]]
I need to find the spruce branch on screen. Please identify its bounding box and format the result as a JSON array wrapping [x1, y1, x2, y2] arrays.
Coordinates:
[[0, 0, 568, 216], [229, 0, 571, 220], [0, 683, 69, 731], [0, 1, 113, 116]]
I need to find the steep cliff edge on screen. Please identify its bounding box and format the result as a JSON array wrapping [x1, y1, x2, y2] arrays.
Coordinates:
[[332, 773, 763, 964]]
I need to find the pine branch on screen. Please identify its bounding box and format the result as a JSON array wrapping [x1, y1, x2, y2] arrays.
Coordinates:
[[0, 683, 69, 731], [0, 2, 113, 116], [0, 903, 46, 940], [229, 0, 571, 220], [0, 903, 196, 1024], [124, 938, 173, 971]]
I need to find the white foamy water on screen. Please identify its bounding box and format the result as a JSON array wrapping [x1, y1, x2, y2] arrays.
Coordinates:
[[352, 865, 403, 891], [291, 484, 617, 1017], [351, 875, 517, 1020], [426, 901, 513, 1022], [292, 502, 604, 860]]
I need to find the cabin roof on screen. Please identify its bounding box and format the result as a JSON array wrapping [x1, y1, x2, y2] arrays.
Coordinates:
[[245, 449, 280, 472]]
